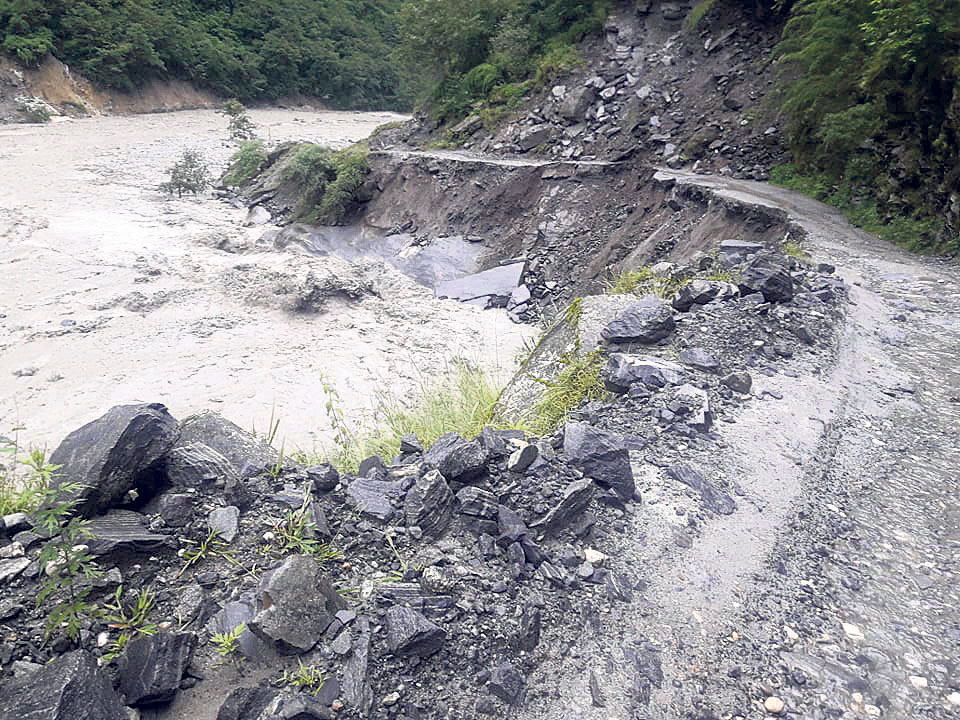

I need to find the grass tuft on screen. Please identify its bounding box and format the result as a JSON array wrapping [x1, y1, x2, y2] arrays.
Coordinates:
[[529, 349, 606, 435], [223, 141, 267, 187], [684, 0, 717, 30]]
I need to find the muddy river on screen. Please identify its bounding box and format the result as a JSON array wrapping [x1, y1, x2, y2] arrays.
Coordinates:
[[0, 109, 536, 453]]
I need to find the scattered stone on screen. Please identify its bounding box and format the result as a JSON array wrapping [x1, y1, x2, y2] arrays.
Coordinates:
[[679, 348, 719, 373], [399, 434, 423, 454], [176, 411, 278, 478], [217, 687, 279, 720], [722, 371, 753, 394], [163, 441, 238, 489], [307, 464, 340, 492], [422, 433, 488, 482], [532, 479, 594, 534], [342, 617, 373, 716], [563, 422, 635, 499], [602, 296, 676, 343], [0, 650, 127, 720], [842, 622, 864, 641], [603, 354, 684, 392], [739, 254, 794, 302], [208, 506, 240, 543], [589, 669, 606, 707], [249, 555, 345, 654], [0, 557, 30, 583], [87, 510, 175, 556], [488, 662, 526, 704], [457, 487, 499, 518], [404, 470, 455, 538], [118, 632, 197, 706], [385, 605, 446, 657], [346, 477, 404, 522], [48, 403, 179, 517], [507, 443, 539, 473], [435, 262, 524, 308], [674, 384, 712, 432], [763, 696, 785, 714], [2, 512, 30, 533], [665, 466, 735, 515]]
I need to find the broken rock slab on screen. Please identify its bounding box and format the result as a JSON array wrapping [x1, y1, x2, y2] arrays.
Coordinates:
[[666, 466, 736, 515], [422, 433, 488, 482], [404, 470, 455, 538], [175, 411, 278, 478], [739, 253, 794, 302], [602, 296, 676, 344], [249, 555, 346, 654], [0, 649, 127, 720], [163, 441, 239, 489], [345, 477, 405, 523], [434, 261, 524, 308], [48, 403, 179, 517], [385, 605, 446, 657], [532, 479, 595, 535], [118, 632, 197, 706], [87, 510, 176, 556], [604, 353, 684, 393], [563, 422, 635, 500]]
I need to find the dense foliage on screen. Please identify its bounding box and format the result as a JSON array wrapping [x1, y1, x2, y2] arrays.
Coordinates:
[[775, 0, 960, 252], [0, 0, 410, 109]]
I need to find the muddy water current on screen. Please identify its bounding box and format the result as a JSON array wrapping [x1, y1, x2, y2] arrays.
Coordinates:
[[0, 110, 537, 452]]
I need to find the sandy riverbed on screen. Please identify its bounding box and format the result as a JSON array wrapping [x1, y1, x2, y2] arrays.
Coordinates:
[[0, 109, 536, 453]]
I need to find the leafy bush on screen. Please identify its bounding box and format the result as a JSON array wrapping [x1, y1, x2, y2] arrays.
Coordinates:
[[1, 434, 54, 515], [221, 99, 257, 141], [160, 149, 211, 198], [281, 143, 370, 224], [684, 0, 718, 30], [463, 64, 501, 98], [223, 141, 268, 187]]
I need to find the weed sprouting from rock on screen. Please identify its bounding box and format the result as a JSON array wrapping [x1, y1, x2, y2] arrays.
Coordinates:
[[530, 348, 606, 435], [280, 660, 325, 694], [1, 431, 54, 514]]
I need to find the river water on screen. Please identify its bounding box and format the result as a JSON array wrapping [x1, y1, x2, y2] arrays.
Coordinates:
[[0, 109, 536, 453]]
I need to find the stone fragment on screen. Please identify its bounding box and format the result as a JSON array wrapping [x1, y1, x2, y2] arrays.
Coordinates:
[[216, 687, 279, 720], [2, 512, 30, 533], [532, 479, 594, 534], [149, 493, 193, 527], [249, 555, 345, 654], [507, 443, 539, 473], [399, 434, 423, 454], [602, 296, 676, 344], [435, 262, 524, 308], [722, 371, 752, 394], [679, 348, 719, 373], [385, 605, 445, 657], [307, 464, 339, 492], [0, 556, 30, 583], [456, 487, 499, 518], [118, 632, 197, 706], [422, 433, 488, 482], [665, 466, 735, 515], [163, 442, 238, 489], [404, 470, 455, 538], [345, 477, 404, 522], [488, 662, 526, 704], [674, 384, 712, 432], [672, 280, 739, 312], [175, 411, 278, 477], [497, 505, 530, 545], [560, 86, 596, 119], [0, 650, 127, 720], [719, 239, 763, 263], [48, 403, 179, 517], [518, 124, 552, 151], [604, 354, 684, 392], [764, 696, 785, 714], [208, 506, 240, 543], [563, 421, 635, 499], [87, 510, 175, 556], [342, 617, 373, 716], [589, 669, 606, 707], [739, 254, 794, 302]]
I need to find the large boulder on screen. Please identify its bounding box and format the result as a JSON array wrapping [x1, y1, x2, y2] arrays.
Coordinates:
[[175, 412, 278, 478], [249, 555, 346, 654], [163, 442, 239, 489], [422, 433, 488, 483], [601, 296, 676, 344], [559, 86, 596, 120], [118, 632, 197, 706], [562, 422, 635, 499], [48, 403, 179, 517], [0, 650, 127, 720], [739, 254, 794, 302], [404, 470, 455, 538]]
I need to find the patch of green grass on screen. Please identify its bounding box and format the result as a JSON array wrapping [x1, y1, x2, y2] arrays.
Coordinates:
[[608, 265, 739, 300], [533, 43, 583, 87], [781, 238, 810, 260], [684, 0, 717, 30], [322, 362, 517, 472], [210, 622, 246, 662], [222, 141, 267, 187], [770, 163, 949, 254], [529, 348, 607, 435], [280, 660, 326, 694]]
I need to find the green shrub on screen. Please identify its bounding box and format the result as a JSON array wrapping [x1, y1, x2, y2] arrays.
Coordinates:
[[684, 0, 717, 30], [0, 439, 53, 515], [223, 141, 268, 187], [160, 149, 211, 198], [529, 349, 606, 435], [533, 43, 582, 87], [282, 144, 369, 224], [463, 63, 501, 97]]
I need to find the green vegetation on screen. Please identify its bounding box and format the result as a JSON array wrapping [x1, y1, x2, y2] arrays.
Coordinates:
[[160, 149, 211, 198], [210, 623, 246, 661], [280, 660, 326, 694], [775, 0, 960, 254], [221, 99, 257, 142], [0, 434, 53, 514], [282, 143, 370, 224], [101, 586, 158, 662], [530, 348, 606, 435], [34, 481, 102, 642], [684, 0, 717, 30], [607, 266, 737, 299], [261, 497, 342, 562], [0, 0, 411, 109], [322, 361, 511, 472], [223, 141, 268, 187]]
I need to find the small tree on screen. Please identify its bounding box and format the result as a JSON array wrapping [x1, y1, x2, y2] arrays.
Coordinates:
[[160, 149, 212, 198], [221, 99, 257, 141]]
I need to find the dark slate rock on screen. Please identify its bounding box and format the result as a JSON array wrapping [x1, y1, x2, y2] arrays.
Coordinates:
[[306, 464, 339, 492], [208, 506, 240, 543], [163, 442, 238, 489], [87, 510, 175, 556], [0, 557, 30, 583], [507, 443, 539, 473], [478, 427, 514, 458], [399, 434, 423, 454], [345, 477, 405, 523], [603, 353, 684, 392], [678, 348, 720, 373], [532, 479, 594, 535], [563, 422, 635, 499], [601, 296, 675, 344], [0, 649, 127, 720], [146, 493, 194, 527], [404, 470, 454, 538], [456, 487, 499, 518], [249, 555, 345, 654], [517, 605, 541, 651], [739, 254, 794, 302], [665, 466, 736, 515], [422, 433, 489, 482], [560, 86, 596, 119], [217, 687, 279, 720], [357, 455, 386, 478], [435, 262, 524, 308], [721, 371, 752, 394], [488, 662, 526, 704], [385, 605, 445, 657], [671, 280, 738, 311], [175, 412, 277, 478], [118, 632, 197, 706], [48, 403, 179, 517], [719, 239, 763, 264], [266, 689, 335, 719], [674, 384, 713, 433], [375, 583, 455, 619], [497, 505, 529, 545], [207, 595, 262, 659], [342, 616, 373, 716]]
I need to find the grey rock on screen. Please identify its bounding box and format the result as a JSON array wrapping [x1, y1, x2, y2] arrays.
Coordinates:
[[87, 510, 175, 556], [674, 384, 712, 432], [679, 348, 719, 372], [342, 617, 373, 715], [563, 422, 635, 499], [345, 477, 404, 522], [739, 254, 794, 302], [12, 660, 43, 679], [0, 650, 127, 720], [375, 583, 455, 619], [560, 86, 596, 120], [517, 605, 541, 651], [174, 585, 204, 626], [2, 512, 30, 533], [148, 493, 194, 527], [163, 441, 238, 489], [48, 403, 179, 517], [261, 689, 336, 719], [176, 411, 278, 478], [435, 262, 524, 308], [518, 124, 552, 151], [722, 371, 752, 394], [118, 632, 197, 706], [602, 296, 675, 343], [719, 239, 763, 263], [216, 687, 279, 720], [385, 605, 445, 657], [488, 662, 526, 704], [208, 506, 240, 543], [399, 434, 423, 454], [604, 353, 684, 392], [422, 433, 488, 482], [666, 466, 736, 515], [507, 443, 539, 473], [589, 669, 606, 707], [249, 555, 345, 654], [404, 470, 454, 538], [497, 505, 530, 544], [456, 487, 498, 518], [672, 279, 739, 311], [532, 479, 595, 534], [0, 556, 30, 583], [306, 464, 339, 492]]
